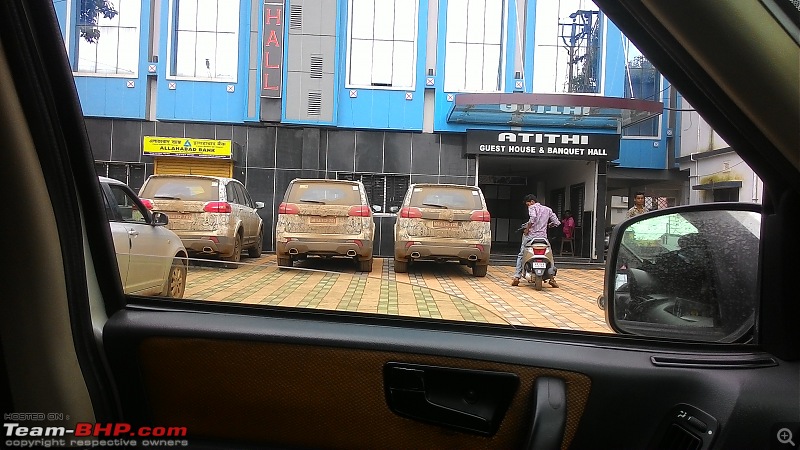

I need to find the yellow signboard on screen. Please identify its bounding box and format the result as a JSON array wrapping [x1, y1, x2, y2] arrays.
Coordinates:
[[143, 136, 232, 159]]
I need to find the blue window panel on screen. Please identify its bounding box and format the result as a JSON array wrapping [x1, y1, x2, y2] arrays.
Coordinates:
[[616, 140, 667, 169], [602, 23, 626, 97], [335, 90, 424, 130], [155, 81, 246, 123], [74, 78, 145, 119], [54, 0, 69, 39]]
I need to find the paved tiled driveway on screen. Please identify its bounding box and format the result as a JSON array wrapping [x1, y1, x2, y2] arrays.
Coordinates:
[[184, 254, 611, 334]]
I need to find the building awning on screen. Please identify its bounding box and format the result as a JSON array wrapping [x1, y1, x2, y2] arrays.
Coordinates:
[[448, 93, 664, 130], [692, 180, 743, 190]]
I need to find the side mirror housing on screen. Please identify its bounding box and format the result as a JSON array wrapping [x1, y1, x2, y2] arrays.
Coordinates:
[[372, 205, 382, 213], [152, 211, 169, 226], [389, 206, 400, 214], [255, 201, 265, 209], [604, 203, 761, 343]]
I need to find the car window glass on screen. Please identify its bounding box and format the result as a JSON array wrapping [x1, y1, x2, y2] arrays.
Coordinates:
[[286, 182, 362, 206], [49, 0, 786, 344], [101, 186, 118, 221], [108, 184, 148, 224], [409, 187, 484, 210], [237, 183, 253, 208], [140, 178, 219, 202], [234, 183, 250, 207], [226, 183, 241, 205]]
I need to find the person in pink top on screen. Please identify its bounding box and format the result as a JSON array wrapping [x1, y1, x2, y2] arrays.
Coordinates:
[[512, 194, 560, 287], [562, 210, 575, 240]]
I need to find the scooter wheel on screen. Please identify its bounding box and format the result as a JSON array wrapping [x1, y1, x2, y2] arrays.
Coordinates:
[[534, 277, 543, 290]]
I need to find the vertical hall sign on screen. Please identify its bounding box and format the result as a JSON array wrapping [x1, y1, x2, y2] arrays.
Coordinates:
[[261, 2, 284, 98]]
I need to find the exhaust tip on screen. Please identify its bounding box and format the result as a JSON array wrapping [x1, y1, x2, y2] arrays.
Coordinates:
[[468, 255, 478, 261], [346, 250, 357, 257], [202, 247, 214, 253], [410, 252, 420, 259], [288, 248, 299, 255]]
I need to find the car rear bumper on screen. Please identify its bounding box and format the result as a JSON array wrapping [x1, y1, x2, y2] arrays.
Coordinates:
[[395, 241, 490, 264], [174, 231, 236, 256], [277, 238, 374, 259]]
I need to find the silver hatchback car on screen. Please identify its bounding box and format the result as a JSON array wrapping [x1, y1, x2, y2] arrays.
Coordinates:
[[99, 177, 188, 298]]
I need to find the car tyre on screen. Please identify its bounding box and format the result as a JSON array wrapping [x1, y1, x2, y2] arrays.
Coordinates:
[[358, 257, 373, 273], [472, 264, 488, 277], [161, 257, 187, 298], [222, 233, 242, 269], [393, 259, 408, 273], [248, 228, 263, 258]]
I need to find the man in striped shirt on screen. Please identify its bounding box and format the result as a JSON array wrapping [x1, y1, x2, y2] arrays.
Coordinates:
[[512, 194, 561, 287]]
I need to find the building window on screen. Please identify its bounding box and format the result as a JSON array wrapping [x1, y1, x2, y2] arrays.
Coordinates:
[[169, 0, 240, 81], [711, 188, 739, 202], [533, 0, 601, 94], [96, 162, 147, 192], [622, 38, 662, 137], [443, 0, 506, 92], [337, 173, 410, 213], [347, 0, 419, 89], [73, 0, 141, 75]]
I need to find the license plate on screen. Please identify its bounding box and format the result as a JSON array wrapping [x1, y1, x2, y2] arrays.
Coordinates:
[[169, 213, 192, 221], [310, 216, 337, 224], [531, 262, 547, 268], [432, 221, 458, 228]]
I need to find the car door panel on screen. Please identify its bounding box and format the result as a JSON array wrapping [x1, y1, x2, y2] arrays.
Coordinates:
[[108, 222, 132, 290], [103, 305, 799, 450]]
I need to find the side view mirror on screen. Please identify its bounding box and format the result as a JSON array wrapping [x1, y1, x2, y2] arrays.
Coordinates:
[[604, 203, 761, 343], [152, 211, 169, 226], [389, 206, 400, 214], [372, 205, 382, 213], [255, 201, 265, 209]]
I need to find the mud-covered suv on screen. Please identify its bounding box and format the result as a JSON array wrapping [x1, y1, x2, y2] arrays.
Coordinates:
[[139, 175, 265, 267], [394, 184, 491, 276], [276, 179, 375, 272]]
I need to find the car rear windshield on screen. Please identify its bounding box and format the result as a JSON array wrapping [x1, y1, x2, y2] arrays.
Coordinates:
[[286, 182, 362, 206], [139, 177, 220, 202], [408, 187, 484, 210]]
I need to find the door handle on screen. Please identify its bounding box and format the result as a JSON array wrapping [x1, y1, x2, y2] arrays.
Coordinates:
[[525, 377, 567, 450], [384, 363, 518, 436], [128, 230, 139, 237]]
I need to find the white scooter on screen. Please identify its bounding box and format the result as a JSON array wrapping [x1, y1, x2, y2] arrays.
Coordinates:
[[522, 237, 557, 290]]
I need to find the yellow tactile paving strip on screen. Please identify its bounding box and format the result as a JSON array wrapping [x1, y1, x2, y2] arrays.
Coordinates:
[[183, 254, 611, 333]]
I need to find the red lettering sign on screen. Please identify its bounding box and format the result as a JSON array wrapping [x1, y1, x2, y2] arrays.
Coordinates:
[[262, 2, 284, 98]]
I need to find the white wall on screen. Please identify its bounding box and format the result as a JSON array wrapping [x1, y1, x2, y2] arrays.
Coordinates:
[[678, 97, 763, 204]]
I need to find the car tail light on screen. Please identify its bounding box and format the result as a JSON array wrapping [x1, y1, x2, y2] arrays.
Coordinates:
[[533, 247, 547, 256], [399, 207, 422, 218], [405, 241, 420, 248], [474, 244, 484, 252], [140, 198, 154, 210], [278, 202, 299, 214], [348, 205, 372, 217], [470, 210, 491, 222], [204, 201, 232, 213], [352, 239, 363, 247]]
